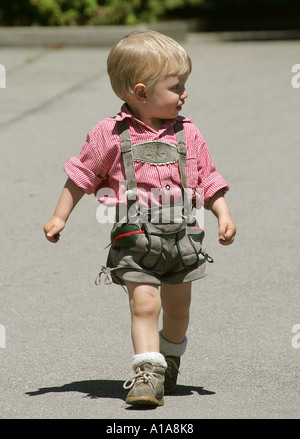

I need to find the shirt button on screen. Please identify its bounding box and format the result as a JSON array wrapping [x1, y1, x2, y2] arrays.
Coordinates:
[[165, 184, 170, 190]]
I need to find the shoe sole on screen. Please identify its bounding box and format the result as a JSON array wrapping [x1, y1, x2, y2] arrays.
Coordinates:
[[126, 396, 164, 407]]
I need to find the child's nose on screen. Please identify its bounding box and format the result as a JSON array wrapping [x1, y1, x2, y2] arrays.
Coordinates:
[[181, 88, 188, 100]]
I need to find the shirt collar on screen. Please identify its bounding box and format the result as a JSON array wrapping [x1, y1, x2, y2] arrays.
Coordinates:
[[115, 103, 192, 128]]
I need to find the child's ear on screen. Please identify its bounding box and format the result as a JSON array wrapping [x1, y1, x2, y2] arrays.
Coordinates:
[[134, 83, 147, 102]]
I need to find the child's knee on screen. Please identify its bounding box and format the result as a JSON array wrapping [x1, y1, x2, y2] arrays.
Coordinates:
[[129, 286, 161, 319]]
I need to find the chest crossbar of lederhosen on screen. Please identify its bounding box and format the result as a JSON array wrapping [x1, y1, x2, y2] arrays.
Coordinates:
[[117, 119, 192, 210]]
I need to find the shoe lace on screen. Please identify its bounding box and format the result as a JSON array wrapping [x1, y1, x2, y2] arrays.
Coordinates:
[[123, 368, 156, 390]]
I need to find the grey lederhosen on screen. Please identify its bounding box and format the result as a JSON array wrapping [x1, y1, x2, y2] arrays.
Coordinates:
[[96, 120, 213, 287]]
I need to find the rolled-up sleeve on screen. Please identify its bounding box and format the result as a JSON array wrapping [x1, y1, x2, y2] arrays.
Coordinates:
[[63, 132, 105, 195], [196, 133, 229, 209]]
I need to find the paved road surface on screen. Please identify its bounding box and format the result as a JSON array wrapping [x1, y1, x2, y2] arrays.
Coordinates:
[[0, 33, 300, 419]]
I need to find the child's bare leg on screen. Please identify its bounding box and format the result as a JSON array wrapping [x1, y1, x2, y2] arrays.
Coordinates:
[[160, 282, 191, 343], [126, 281, 161, 354], [124, 281, 167, 406], [159, 282, 191, 394]]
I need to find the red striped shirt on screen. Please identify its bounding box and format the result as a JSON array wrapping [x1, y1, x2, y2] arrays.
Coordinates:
[[64, 104, 229, 209]]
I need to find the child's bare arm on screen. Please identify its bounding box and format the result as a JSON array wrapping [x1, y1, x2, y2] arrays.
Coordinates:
[[43, 178, 85, 243], [208, 190, 236, 246]]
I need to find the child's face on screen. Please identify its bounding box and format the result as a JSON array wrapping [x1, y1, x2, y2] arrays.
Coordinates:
[[144, 72, 189, 126]]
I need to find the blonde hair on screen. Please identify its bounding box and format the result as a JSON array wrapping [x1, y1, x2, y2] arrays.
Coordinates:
[[107, 30, 192, 100]]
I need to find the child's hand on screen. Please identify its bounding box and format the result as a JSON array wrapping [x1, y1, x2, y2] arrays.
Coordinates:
[[208, 191, 236, 246], [218, 215, 236, 246], [43, 178, 85, 243], [43, 217, 65, 243]]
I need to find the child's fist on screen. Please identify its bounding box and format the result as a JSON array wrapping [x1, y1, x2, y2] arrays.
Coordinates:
[[218, 218, 236, 246], [43, 217, 65, 243]]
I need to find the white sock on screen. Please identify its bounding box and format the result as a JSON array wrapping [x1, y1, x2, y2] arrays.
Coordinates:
[[159, 330, 188, 357], [132, 352, 167, 370]]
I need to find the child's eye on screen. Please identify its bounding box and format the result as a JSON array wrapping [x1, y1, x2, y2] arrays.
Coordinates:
[[172, 85, 179, 91]]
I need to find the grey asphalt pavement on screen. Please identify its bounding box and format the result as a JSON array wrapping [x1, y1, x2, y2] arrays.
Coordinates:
[[0, 31, 300, 420]]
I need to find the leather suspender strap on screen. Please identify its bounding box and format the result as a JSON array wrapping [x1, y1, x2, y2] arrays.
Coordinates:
[[174, 121, 188, 190], [117, 119, 138, 201], [174, 121, 193, 217], [117, 119, 190, 205]]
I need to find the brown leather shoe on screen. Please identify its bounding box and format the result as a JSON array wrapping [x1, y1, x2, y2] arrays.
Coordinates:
[[124, 362, 165, 406], [164, 356, 180, 394]]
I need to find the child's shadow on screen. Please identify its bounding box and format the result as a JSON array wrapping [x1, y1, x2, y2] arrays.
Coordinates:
[[25, 379, 215, 402]]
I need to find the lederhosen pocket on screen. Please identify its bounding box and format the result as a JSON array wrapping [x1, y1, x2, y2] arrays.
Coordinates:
[[139, 222, 163, 270], [176, 221, 208, 269], [111, 221, 164, 271], [111, 223, 146, 250]]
